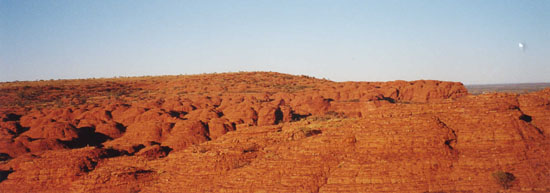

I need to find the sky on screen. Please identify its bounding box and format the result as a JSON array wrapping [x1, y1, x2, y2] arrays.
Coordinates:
[[1, 0, 549, 84]]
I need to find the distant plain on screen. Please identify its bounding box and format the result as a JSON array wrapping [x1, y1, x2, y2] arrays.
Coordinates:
[[466, 83, 550, 94]]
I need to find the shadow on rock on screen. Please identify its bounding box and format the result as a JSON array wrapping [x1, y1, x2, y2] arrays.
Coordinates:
[[0, 169, 13, 183], [62, 127, 112, 149]]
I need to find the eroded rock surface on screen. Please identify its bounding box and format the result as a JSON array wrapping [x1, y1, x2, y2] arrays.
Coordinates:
[[0, 72, 548, 192]]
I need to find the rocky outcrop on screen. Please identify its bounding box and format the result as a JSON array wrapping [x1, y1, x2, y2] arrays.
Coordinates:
[[0, 147, 119, 192], [0, 72, 547, 192], [207, 117, 235, 139], [518, 88, 550, 137], [388, 80, 468, 102], [163, 120, 208, 150], [257, 106, 283, 126]]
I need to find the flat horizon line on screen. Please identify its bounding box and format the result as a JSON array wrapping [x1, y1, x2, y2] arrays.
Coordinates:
[[1, 71, 549, 85]]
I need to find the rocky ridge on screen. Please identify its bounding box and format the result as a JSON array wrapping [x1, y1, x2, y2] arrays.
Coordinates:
[[0, 72, 548, 192]]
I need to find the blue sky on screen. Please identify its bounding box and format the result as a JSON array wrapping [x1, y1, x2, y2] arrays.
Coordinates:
[[1, 0, 549, 84]]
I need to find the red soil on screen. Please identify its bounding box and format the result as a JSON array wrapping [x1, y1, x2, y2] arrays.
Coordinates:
[[0, 72, 548, 192]]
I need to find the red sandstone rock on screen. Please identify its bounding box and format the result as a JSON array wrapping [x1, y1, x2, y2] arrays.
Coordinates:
[[290, 95, 331, 116], [0, 122, 18, 138], [184, 108, 220, 123], [111, 106, 146, 126], [95, 122, 125, 139], [22, 121, 79, 141], [392, 80, 468, 102], [74, 107, 113, 126], [257, 106, 282, 126], [16, 136, 67, 152], [0, 147, 116, 192], [207, 117, 235, 139], [0, 72, 548, 193], [161, 97, 195, 113], [0, 138, 28, 158], [222, 104, 258, 126], [163, 120, 208, 151], [136, 144, 171, 160], [112, 120, 173, 145]]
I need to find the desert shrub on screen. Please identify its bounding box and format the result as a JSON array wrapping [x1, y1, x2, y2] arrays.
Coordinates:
[[191, 145, 208, 153], [108, 89, 126, 99], [54, 97, 64, 107], [325, 111, 346, 118], [299, 127, 322, 137], [231, 159, 250, 169], [16, 87, 43, 100], [344, 99, 360, 102], [307, 111, 347, 122], [492, 170, 516, 189], [15, 87, 45, 107], [274, 84, 313, 93]]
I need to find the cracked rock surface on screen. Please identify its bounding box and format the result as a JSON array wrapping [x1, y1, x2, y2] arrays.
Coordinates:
[[1, 72, 549, 192]]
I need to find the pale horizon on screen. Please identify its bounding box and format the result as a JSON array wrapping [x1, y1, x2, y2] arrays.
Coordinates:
[[1, 0, 549, 84]]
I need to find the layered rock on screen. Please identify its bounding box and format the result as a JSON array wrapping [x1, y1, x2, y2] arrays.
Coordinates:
[[0, 72, 547, 193]]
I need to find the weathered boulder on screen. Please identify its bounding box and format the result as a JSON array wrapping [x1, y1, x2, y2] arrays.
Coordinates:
[[22, 121, 79, 141], [257, 106, 283, 126], [95, 122, 125, 139], [291, 95, 331, 116], [207, 118, 235, 139], [136, 144, 171, 160], [113, 120, 173, 145], [222, 105, 258, 126], [163, 120, 208, 151]]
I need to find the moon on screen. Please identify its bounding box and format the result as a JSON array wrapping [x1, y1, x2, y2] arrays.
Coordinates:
[[518, 42, 526, 52]]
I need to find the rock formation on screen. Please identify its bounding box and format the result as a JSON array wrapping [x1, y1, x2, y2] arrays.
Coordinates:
[[0, 72, 548, 192]]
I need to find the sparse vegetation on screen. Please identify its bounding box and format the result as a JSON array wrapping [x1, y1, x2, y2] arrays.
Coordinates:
[[264, 152, 278, 159], [191, 145, 208, 153], [16, 87, 43, 99], [1, 71, 545, 192], [307, 111, 347, 122], [108, 89, 127, 99], [231, 159, 251, 169], [343, 99, 360, 102], [273, 84, 314, 93], [299, 127, 322, 137], [492, 170, 516, 189]]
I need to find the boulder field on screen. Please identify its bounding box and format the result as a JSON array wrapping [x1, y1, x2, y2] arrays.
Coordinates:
[[0, 72, 549, 192]]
